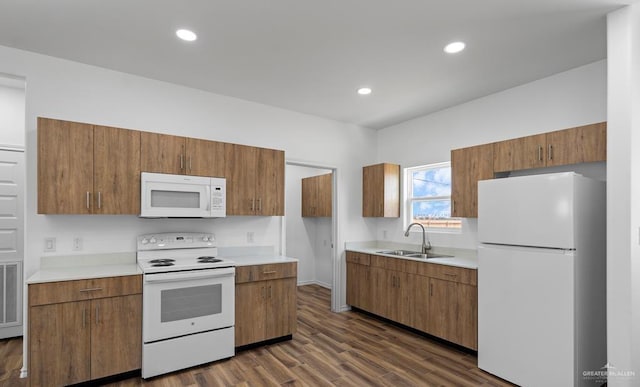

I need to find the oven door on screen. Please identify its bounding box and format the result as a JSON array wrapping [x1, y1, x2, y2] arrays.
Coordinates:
[[143, 267, 235, 343], [140, 172, 212, 218]]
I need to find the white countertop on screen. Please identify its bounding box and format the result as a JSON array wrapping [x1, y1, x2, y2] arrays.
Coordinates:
[[226, 255, 299, 266], [345, 242, 478, 269], [27, 252, 142, 284]]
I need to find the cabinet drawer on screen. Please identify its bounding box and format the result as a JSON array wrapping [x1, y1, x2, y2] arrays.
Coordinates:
[[418, 263, 476, 286], [236, 262, 297, 283], [370, 254, 418, 273], [29, 275, 142, 306], [346, 251, 370, 266]]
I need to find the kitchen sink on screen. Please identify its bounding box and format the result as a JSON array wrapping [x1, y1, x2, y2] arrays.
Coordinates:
[[376, 250, 453, 259]]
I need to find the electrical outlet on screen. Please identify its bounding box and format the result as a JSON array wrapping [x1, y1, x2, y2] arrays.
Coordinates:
[[73, 237, 83, 251], [247, 232, 254, 243], [44, 237, 56, 252]]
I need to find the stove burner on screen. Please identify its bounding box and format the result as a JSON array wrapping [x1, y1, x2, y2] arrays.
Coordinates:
[[151, 262, 175, 267], [197, 256, 222, 263], [149, 259, 176, 264]]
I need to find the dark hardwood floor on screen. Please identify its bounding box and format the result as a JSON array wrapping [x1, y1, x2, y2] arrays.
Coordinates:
[[0, 285, 513, 386]]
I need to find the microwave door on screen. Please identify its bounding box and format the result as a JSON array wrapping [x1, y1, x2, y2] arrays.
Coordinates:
[[142, 181, 211, 217]]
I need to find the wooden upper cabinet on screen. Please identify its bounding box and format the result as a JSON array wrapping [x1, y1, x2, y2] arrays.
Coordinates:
[[186, 137, 226, 177], [38, 118, 140, 215], [493, 122, 607, 173], [38, 118, 94, 214], [451, 143, 493, 218], [256, 148, 285, 216], [493, 133, 547, 173], [93, 126, 141, 214], [302, 173, 332, 217], [546, 122, 607, 166], [225, 144, 284, 216], [140, 132, 185, 175], [363, 163, 400, 218]]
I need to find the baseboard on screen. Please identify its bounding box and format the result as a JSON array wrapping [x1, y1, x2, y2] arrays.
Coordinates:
[[297, 280, 332, 290]]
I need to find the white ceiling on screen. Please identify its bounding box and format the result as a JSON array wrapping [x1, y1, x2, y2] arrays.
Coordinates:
[[0, 0, 636, 129]]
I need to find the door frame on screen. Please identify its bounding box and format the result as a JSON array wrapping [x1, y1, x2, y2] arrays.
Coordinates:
[[282, 159, 340, 312]]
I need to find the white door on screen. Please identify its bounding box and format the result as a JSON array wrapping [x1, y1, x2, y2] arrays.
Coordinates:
[[0, 148, 24, 338]]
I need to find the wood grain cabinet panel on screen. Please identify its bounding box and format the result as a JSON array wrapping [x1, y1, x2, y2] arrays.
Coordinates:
[[235, 262, 297, 347], [362, 163, 400, 218], [428, 278, 477, 350], [302, 173, 332, 217], [256, 147, 285, 216], [546, 122, 607, 166], [140, 132, 186, 175], [451, 143, 493, 218], [185, 137, 226, 177], [493, 133, 547, 173], [37, 117, 140, 215], [28, 275, 142, 386]]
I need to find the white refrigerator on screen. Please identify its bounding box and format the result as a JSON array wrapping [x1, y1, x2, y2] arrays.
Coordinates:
[[477, 172, 606, 387]]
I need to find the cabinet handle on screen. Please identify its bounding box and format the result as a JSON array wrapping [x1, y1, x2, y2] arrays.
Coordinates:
[[95, 305, 100, 325], [430, 283, 433, 297], [261, 286, 266, 300], [263, 270, 277, 275], [86, 192, 91, 209], [79, 287, 103, 293], [257, 198, 262, 212], [97, 192, 102, 209], [188, 156, 192, 172], [250, 198, 255, 211], [269, 285, 272, 298], [548, 144, 553, 161], [538, 145, 542, 162], [82, 308, 86, 328]]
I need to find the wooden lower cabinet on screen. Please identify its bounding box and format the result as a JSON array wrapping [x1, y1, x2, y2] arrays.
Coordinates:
[[235, 262, 297, 347], [28, 276, 142, 387], [346, 252, 477, 350]]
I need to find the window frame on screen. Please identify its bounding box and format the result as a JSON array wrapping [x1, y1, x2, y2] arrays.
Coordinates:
[[404, 162, 461, 231]]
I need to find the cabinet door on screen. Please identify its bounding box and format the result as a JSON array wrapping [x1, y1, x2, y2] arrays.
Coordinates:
[[235, 281, 267, 346], [29, 301, 91, 386], [427, 278, 457, 344], [369, 267, 389, 317], [362, 164, 383, 217], [185, 137, 226, 177], [140, 132, 186, 174], [256, 148, 285, 216], [457, 283, 478, 350], [451, 143, 493, 218], [317, 173, 333, 217], [493, 133, 546, 173], [225, 144, 257, 215], [301, 175, 318, 217], [346, 262, 359, 307], [546, 122, 607, 166], [93, 126, 141, 214], [394, 272, 414, 327], [266, 278, 297, 340], [90, 294, 142, 379], [37, 118, 94, 214], [407, 274, 430, 332]]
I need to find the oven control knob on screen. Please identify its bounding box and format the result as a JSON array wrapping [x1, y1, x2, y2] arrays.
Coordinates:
[[149, 237, 157, 244], [202, 236, 210, 242], [141, 238, 149, 245]]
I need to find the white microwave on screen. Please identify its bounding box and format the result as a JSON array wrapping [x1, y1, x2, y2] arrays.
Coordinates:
[[140, 172, 226, 218]]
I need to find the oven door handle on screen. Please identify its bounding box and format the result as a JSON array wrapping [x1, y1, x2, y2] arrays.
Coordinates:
[[144, 267, 235, 283]]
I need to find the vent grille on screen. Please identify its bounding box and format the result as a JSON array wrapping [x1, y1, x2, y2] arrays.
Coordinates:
[[0, 262, 20, 326]]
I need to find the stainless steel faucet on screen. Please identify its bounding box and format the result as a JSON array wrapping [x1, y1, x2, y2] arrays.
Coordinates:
[[404, 222, 432, 253]]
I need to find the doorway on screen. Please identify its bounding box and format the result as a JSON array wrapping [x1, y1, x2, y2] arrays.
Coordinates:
[[284, 161, 338, 311]]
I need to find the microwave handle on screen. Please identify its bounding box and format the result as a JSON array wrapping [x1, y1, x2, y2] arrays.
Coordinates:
[[206, 185, 211, 211], [144, 267, 235, 283]]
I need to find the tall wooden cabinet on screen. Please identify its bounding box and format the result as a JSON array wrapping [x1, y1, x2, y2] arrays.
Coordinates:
[[225, 144, 285, 216], [38, 118, 141, 214], [235, 262, 297, 347], [140, 132, 226, 177], [302, 173, 332, 217], [28, 275, 142, 386], [450, 144, 493, 218], [362, 163, 400, 218], [346, 252, 372, 311], [493, 122, 606, 172]]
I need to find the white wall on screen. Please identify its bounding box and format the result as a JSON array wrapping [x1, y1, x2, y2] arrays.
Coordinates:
[[607, 4, 640, 385], [376, 60, 607, 249], [0, 45, 378, 312], [0, 81, 25, 147], [285, 165, 332, 287]]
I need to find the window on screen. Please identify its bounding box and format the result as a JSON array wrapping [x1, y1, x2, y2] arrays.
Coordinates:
[[405, 162, 461, 229]]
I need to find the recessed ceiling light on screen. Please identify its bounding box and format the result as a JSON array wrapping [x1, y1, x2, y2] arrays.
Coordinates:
[[357, 87, 372, 95], [176, 29, 197, 42], [444, 41, 465, 54]]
